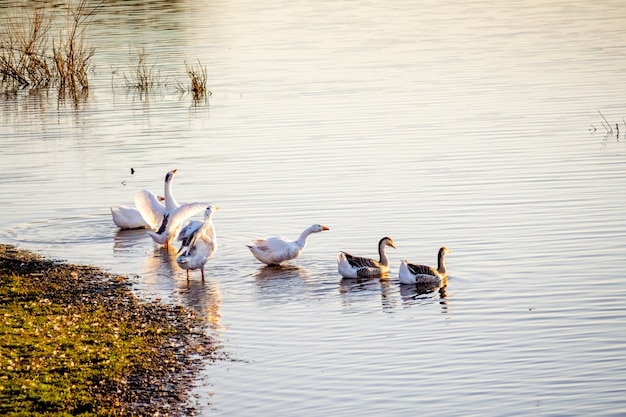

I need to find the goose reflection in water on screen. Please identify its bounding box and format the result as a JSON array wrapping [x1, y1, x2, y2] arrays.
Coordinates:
[[338, 278, 397, 312], [113, 228, 150, 253], [142, 247, 180, 280], [176, 277, 222, 330], [253, 264, 314, 304], [399, 280, 449, 312], [142, 247, 222, 329]]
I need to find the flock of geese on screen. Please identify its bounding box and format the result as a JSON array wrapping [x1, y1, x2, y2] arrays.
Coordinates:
[[111, 170, 450, 284]]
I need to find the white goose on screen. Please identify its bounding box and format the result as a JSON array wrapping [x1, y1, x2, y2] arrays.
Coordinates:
[[111, 193, 164, 229], [247, 224, 330, 266], [337, 237, 396, 279], [135, 169, 207, 249], [398, 247, 450, 285], [176, 205, 219, 280]]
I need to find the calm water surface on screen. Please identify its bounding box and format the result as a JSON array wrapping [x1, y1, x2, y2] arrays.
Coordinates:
[[2, 0, 626, 415]]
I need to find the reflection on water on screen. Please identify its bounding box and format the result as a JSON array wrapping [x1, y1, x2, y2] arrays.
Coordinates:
[[338, 278, 397, 313], [140, 247, 222, 329], [142, 247, 180, 279], [253, 264, 310, 281], [113, 228, 149, 252], [252, 264, 316, 306], [175, 277, 222, 330], [399, 281, 449, 313], [2, 0, 626, 415], [338, 277, 450, 314]]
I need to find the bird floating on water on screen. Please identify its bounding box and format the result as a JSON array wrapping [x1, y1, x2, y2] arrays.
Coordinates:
[[247, 224, 330, 266], [111, 193, 164, 230], [176, 205, 219, 280], [337, 237, 396, 279], [398, 247, 450, 285], [135, 169, 207, 249]]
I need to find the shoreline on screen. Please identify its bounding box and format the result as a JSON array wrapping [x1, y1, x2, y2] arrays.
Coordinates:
[[0, 244, 219, 416]]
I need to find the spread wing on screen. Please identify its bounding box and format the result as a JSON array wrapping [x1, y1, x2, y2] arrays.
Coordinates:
[[134, 189, 166, 229], [168, 202, 208, 229]]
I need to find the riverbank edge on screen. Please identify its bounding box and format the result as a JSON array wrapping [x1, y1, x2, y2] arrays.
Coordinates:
[[0, 244, 219, 416]]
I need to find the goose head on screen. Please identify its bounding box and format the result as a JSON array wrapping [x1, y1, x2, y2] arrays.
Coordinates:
[[380, 237, 396, 249], [204, 205, 219, 218], [312, 224, 330, 233], [165, 169, 178, 183]]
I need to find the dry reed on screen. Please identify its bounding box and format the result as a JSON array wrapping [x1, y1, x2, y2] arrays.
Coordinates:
[[124, 47, 161, 92], [53, 0, 97, 99], [0, 1, 97, 98], [185, 60, 211, 101], [0, 6, 54, 90]]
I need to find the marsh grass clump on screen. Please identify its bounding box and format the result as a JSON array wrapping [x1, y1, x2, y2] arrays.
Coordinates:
[[0, 245, 217, 416], [124, 47, 161, 92], [185, 60, 211, 101], [176, 60, 211, 102], [0, 1, 96, 99], [0, 6, 54, 90], [52, 1, 97, 99]]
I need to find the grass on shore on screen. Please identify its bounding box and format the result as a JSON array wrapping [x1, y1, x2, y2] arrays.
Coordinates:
[[0, 245, 217, 416]]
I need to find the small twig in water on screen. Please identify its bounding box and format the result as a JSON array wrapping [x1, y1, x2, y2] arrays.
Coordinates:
[[598, 110, 613, 134]]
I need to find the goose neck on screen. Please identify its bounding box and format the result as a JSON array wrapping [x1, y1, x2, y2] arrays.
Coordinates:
[[378, 241, 390, 267], [295, 226, 315, 247], [437, 251, 447, 275], [164, 179, 179, 209]]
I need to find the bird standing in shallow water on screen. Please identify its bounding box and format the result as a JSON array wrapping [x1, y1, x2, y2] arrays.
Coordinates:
[[398, 247, 450, 285], [176, 205, 219, 280], [247, 224, 330, 266], [135, 169, 207, 249], [337, 237, 396, 279]]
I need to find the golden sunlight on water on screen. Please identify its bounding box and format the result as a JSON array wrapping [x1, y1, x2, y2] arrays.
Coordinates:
[[1, 0, 626, 415]]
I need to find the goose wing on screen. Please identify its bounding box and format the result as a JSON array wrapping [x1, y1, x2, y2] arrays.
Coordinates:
[[247, 237, 297, 264], [250, 237, 290, 253], [178, 220, 203, 251], [134, 189, 166, 229], [341, 252, 381, 269], [407, 262, 438, 276], [167, 202, 208, 229]]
